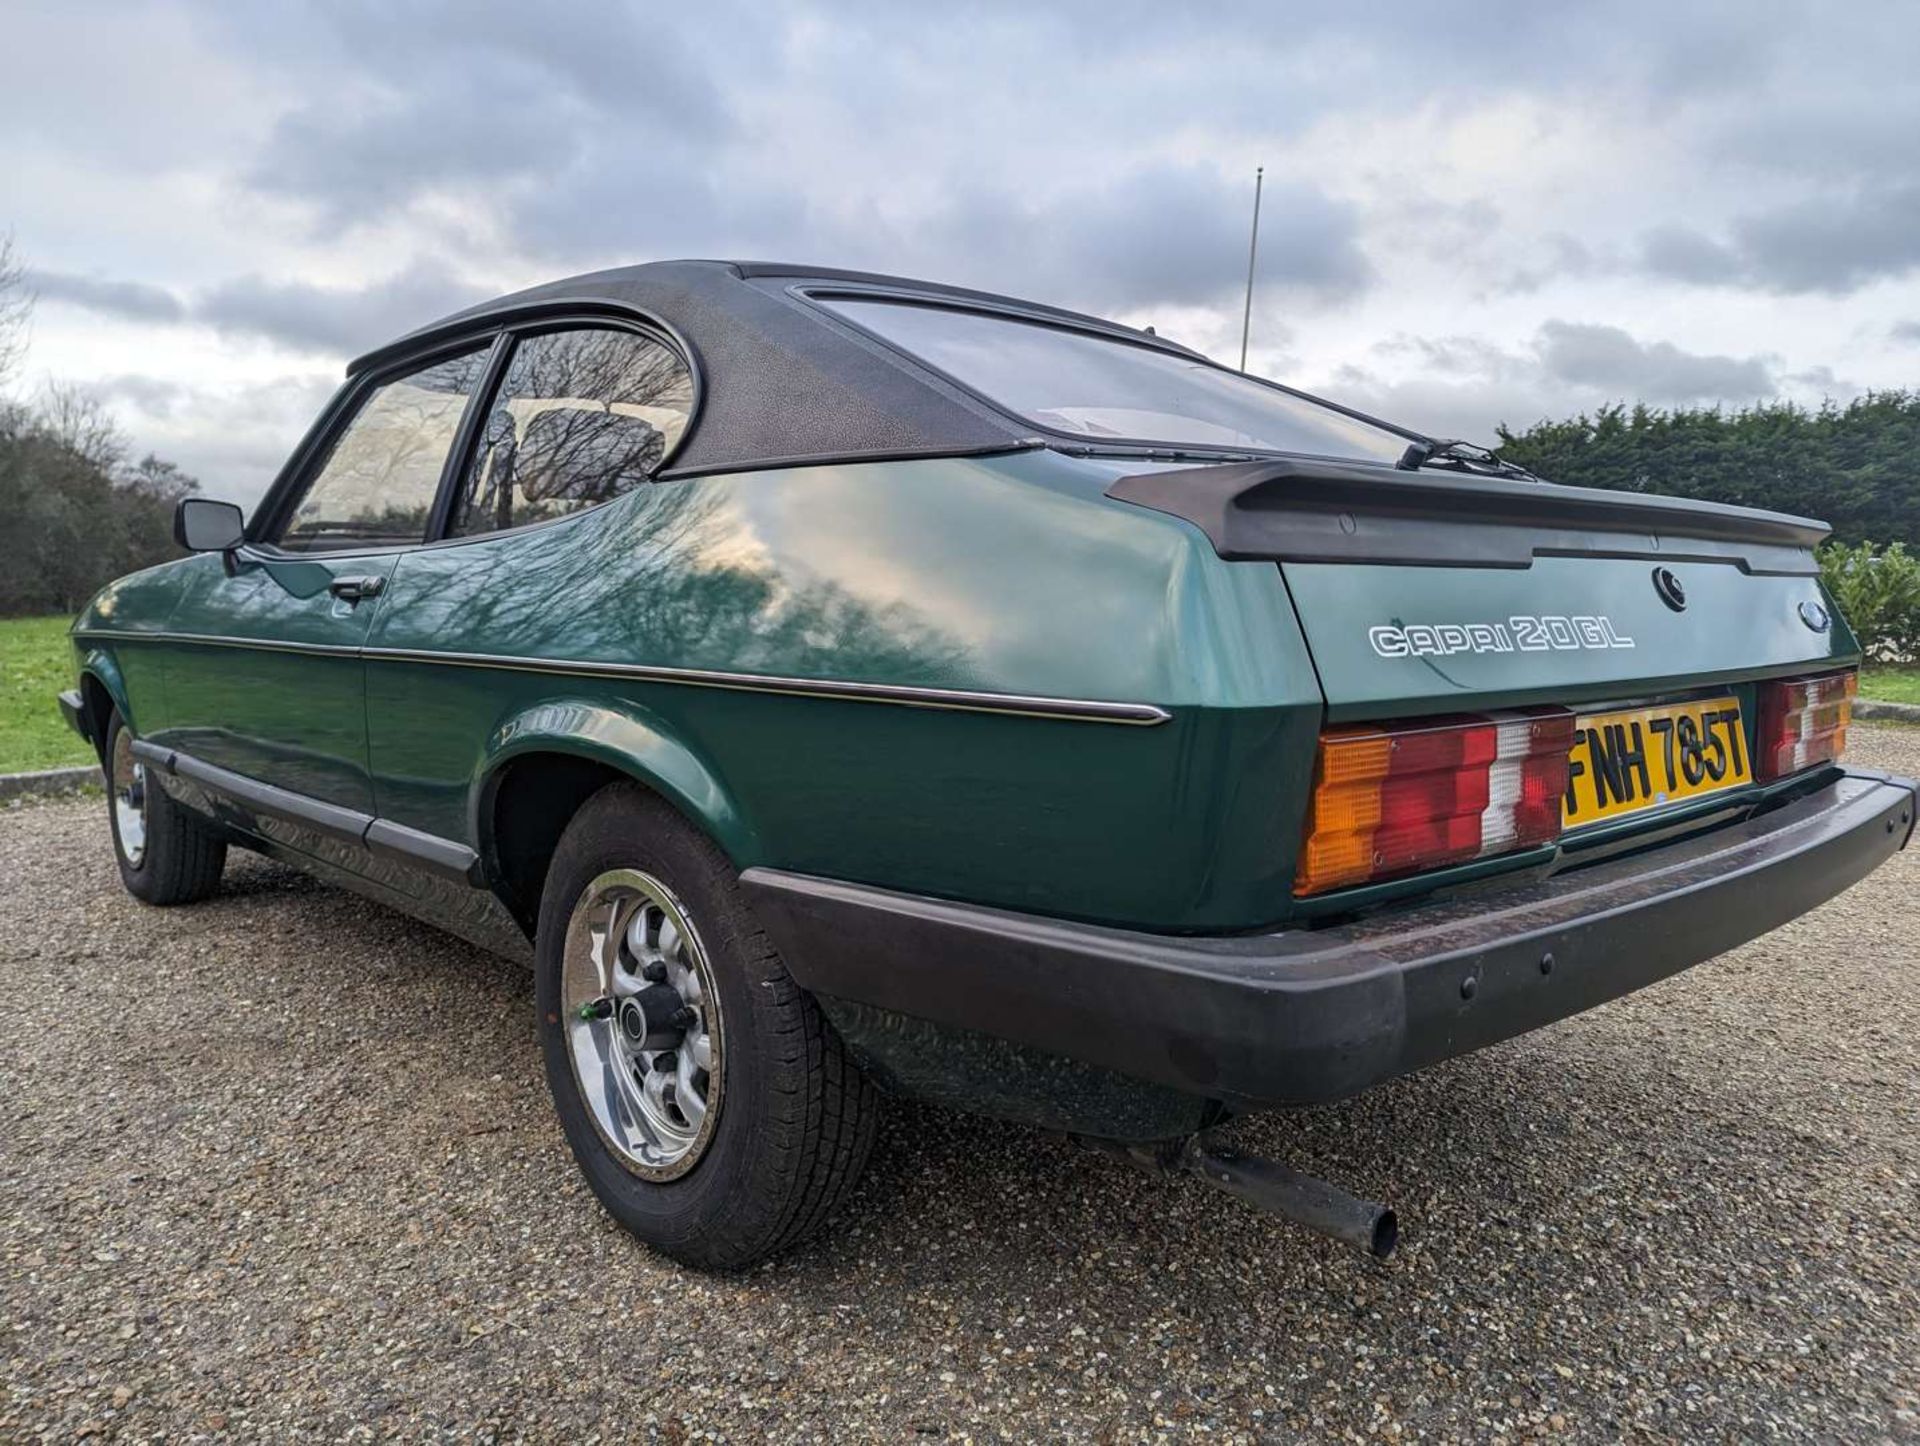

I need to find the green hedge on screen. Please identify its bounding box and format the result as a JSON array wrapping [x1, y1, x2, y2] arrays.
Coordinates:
[[1818, 541, 1920, 663], [1497, 392, 1920, 549]]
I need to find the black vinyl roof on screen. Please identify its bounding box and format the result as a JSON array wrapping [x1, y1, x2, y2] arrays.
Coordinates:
[[349, 260, 1201, 479]]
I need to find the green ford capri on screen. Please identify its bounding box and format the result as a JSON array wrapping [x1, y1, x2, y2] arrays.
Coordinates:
[[59, 261, 1915, 1265]]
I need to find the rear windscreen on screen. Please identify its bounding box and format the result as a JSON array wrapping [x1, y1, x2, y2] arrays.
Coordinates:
[[819, 297, 1412, 464]]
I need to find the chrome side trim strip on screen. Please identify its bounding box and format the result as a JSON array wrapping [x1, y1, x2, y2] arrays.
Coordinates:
[[77, 628, 360, 660], [361, 646, 1172, 725], [72, 629, 1171, 726]]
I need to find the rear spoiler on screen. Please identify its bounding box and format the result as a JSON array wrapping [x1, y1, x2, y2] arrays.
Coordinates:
[[1106, 459, 1828, 576]]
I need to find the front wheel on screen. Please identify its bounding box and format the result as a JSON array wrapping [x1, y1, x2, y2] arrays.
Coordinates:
[[103, 710, 226, 906], [534, 782, 880, 1269]]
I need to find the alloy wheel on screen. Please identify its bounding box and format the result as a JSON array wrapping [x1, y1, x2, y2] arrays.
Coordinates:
[[561, 868, 724, 1179], [110, 728, 148, 868]]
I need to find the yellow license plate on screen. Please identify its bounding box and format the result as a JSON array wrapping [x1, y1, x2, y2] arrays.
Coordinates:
[[1563, 696, 1749, 827]]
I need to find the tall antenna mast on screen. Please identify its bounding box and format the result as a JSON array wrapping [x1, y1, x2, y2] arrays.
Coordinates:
[[1239, 165, 1264, 372]]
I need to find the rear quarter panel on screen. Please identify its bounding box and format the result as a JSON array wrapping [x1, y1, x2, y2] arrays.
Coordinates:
[[365, 451, 1324, 929]]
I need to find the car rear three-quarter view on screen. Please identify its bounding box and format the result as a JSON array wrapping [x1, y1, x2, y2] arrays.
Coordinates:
[[58, 261, 1916, 1267]]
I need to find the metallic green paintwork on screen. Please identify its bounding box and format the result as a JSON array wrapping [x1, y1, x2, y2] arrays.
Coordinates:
[[71, 445, 1855, 936], [160, 551, 398, 811], [70, 563, 180, 733], [474, 698, 760, 863]]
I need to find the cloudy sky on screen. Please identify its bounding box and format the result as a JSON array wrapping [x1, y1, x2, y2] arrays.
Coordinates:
[[5, 0, 1918, 507]]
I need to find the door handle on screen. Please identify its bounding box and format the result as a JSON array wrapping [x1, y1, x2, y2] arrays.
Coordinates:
[[328, 574, 387, 602]]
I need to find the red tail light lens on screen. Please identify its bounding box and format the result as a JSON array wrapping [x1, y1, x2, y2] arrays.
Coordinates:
[[1755, 669, 1855, 780], [1296, 709, 1576, 896]]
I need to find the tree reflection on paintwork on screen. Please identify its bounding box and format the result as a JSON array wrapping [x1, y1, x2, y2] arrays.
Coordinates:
[[450, 328, 694, 539], [392, 475, 966, 687]]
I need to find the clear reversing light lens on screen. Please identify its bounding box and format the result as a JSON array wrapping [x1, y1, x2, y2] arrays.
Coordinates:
[[1295, 709, 1576, 897]]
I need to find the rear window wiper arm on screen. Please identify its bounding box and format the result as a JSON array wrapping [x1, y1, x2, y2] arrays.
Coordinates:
[[1396, 438, 1538, 481]]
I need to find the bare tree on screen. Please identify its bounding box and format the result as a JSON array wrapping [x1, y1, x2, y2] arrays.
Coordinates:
[[123, 453, 198, 501], [36, 379, 126, 471], [0, 232, 30, 391]]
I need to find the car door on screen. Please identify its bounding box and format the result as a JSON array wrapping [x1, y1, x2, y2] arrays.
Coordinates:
[[363, 323, 698, 839], [160, 343, 496, 818]]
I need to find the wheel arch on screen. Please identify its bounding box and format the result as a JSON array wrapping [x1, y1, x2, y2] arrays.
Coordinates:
[[473, 698, 758, 931], [76, 651, 134, 761]]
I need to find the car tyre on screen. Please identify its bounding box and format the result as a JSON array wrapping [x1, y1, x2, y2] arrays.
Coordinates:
[[535, 781, 880, 1269], [103, 709, 226, 905]]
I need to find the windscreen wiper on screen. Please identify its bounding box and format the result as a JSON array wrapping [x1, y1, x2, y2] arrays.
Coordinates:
[[1396, 438, 1538, 481]]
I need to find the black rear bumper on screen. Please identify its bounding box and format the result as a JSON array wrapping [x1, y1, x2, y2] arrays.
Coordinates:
[[743, 768, 1915, 1110]]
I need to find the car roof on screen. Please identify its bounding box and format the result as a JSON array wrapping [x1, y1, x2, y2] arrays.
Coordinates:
[[349, 259, 1203, 480]]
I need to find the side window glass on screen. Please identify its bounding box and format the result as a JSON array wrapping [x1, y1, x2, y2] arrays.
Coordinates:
[[449, 328, 694, 539], [278, 347, 490, 552]]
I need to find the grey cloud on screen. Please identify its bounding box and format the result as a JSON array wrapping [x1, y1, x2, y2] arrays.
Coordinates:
[[238, 0, 733, 229], [1733, 186, 1920, 293], [927, 166, 1368, 314], [1371, 334, 1530, 381], [21, 365, 339, 507], [1321, 363, 1574, 443], [517, 159, 1368, 316], [1892, 320, 1920, 345], [213, 0, 733, 119], [11, 0, 1913, 482], [21, 260, 488, 357], [93, 374, 187, 417], [1641, 186, 1920, 295], [28, 270, 185, 323], [1708, 101, 1920, 187], [1489, 233, 1598, 296], [1637, 227, 1741, 287], [113, 371, 342, 509], [197, 263, 490, 355], [1328, 320, 1788, 440], [1785, 365, 1850, 396], [838, 0, 1774, 107], [173, 0, 1917, 316], [503, 147, 809, 270], [1535, 321, 1775, 403]]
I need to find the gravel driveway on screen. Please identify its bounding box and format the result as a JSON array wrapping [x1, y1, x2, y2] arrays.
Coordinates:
[[4, 730, 1917, 1442]]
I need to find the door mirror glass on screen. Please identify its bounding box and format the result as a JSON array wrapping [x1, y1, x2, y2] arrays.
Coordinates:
[[174, 497, 246, 553]]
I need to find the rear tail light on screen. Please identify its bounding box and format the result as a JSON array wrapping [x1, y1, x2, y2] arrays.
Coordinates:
[[1755, 669, 1855, 780], [1295, 709, 1576, 896]]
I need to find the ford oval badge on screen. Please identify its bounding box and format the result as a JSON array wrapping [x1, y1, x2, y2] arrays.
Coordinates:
[[1799, 599, 1832, 633]]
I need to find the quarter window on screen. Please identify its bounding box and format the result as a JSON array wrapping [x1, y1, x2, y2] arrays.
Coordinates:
[[817, 297, 1413, 465], [449, 328, 694, 539], [277, 347, 491, 552]]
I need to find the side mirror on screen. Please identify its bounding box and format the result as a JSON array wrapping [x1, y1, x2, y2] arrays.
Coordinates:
[[174, 497, 246, 554]]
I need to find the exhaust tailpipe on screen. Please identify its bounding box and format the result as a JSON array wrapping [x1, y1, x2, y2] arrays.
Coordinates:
[[1178, 1139, 1397, 1259], [1073, 1133, 1397, 1259]]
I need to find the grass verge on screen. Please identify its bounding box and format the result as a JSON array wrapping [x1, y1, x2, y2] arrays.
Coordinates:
[[1860, 666, 1920, 706], [0, 615, 93, 773]]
